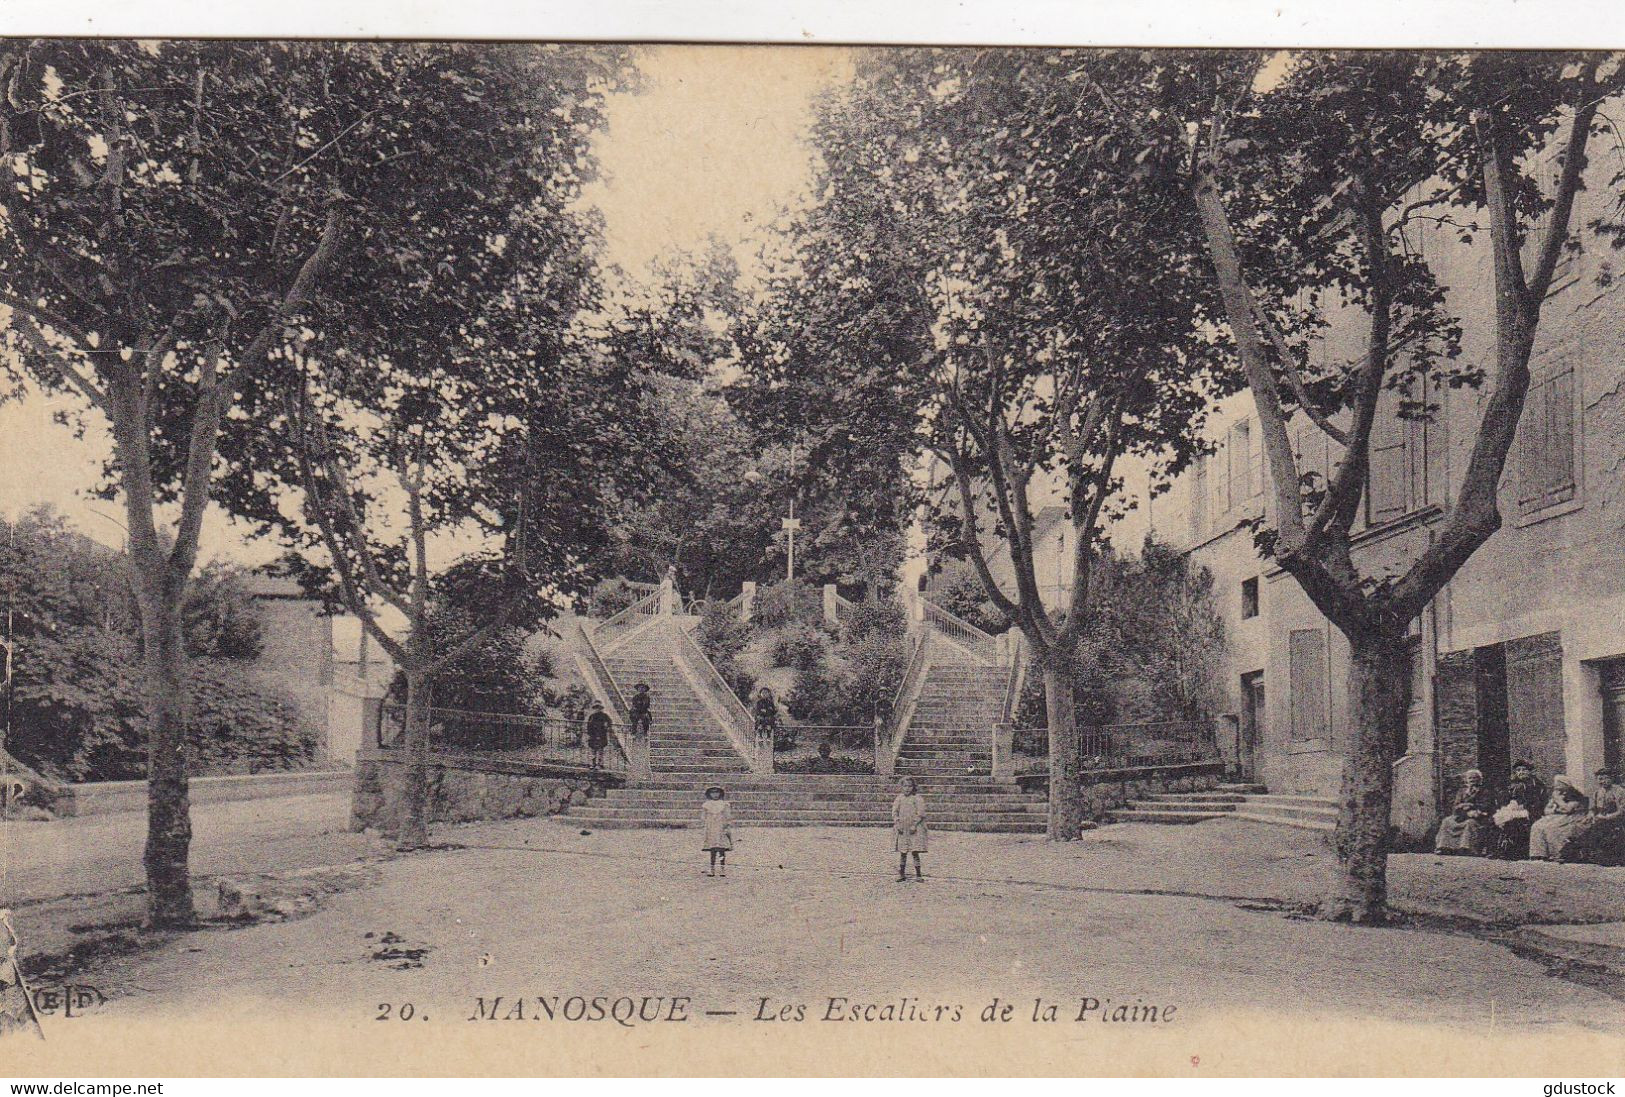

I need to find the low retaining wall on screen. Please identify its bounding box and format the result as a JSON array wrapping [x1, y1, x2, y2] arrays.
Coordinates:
[[55, 767, 353, 818], [351, 749, 621, 832], [1017, 761, 1225, 825]]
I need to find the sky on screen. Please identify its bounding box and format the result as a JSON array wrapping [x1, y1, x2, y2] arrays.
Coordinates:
[[0, 44, 852, 563]]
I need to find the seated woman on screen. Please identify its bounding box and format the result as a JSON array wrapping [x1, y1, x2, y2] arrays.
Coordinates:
[[1529, 775, 1589, 862], [1494, 760, 1546, 860], [1562, 768, 1624, 866], [1435, 769, 1495, 855]]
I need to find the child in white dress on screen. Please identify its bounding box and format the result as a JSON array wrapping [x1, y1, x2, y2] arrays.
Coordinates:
[[701, 784, 733, 877]]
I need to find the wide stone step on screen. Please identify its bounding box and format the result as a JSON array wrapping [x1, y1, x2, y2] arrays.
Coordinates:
[[1128, 798, 1237, 813], [1218, 782, 1268, 794], [1148, 792, 1246, 803], [578, 802, 1048, 819], [1239, 801, 1338, 822], [601, 794, 1046, 810], [1230, 810, 1335, 832], [621, 775, 1030, 790], [652, 764, 754, 774], [1245, 793, 1338, 810], [564, 818, 1047, 833], [1107, 809, 1229, 824]]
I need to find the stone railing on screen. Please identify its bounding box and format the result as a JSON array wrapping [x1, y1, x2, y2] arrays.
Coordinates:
[[590, 586, 664, 651], [575, 621, 647, 777], [669, 616, 767, 773], [881, 631, 932, 775]]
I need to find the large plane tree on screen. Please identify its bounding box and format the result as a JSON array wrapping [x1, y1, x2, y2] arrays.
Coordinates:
[[1083, 49, 1625, 920], [742, 50, 1230, 836]]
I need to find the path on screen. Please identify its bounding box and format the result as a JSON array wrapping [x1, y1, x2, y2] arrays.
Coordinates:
[[48, 816, 1625, 1062], [2, 792, 365, 907]]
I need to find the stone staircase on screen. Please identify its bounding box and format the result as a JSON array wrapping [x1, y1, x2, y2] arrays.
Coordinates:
[[895, 659, 1007, 778], [601, 624, 751, 775], [1108, 783, 1338, 831], [566, 614, 1049, 834], [567, 774, 1049, 831]]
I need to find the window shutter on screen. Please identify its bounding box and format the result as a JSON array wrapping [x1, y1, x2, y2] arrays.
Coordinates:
[[1543, 366, 1577, 506], [1368, 390, 1408, 525], [1289, 628, 1328, 743], [1229, 421, 1251, 510], [1190, 456, 1208, 539], [1519, 365, 1577, 514]]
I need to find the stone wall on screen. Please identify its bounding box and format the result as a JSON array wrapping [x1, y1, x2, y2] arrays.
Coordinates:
[[352, 749, 618, 832], [1020, 761, 1224, 825]]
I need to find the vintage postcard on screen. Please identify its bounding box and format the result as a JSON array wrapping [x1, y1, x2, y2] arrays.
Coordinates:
[[1, 4, 1624, 1078]]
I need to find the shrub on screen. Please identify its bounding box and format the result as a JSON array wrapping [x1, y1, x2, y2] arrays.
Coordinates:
[[696, 601, 753, 699], [587, 576, 650, 619]]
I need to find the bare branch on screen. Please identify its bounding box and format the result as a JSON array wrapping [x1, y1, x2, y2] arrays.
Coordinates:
[[1252, 299, 1350, 446]]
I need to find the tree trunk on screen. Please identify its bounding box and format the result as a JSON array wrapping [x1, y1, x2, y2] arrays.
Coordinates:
[[1323, 630, 1411, 924], [137, 583, 196, 927], [396, 669, 432, 851], [1042, 657, 1085, 839]]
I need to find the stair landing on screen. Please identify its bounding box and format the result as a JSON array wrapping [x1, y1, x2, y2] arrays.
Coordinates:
[[1108, 784, 1337, 831]]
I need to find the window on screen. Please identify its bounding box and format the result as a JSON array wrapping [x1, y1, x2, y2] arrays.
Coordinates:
[[1241, 576, 1259, 620], [1209, 435, 1230, 523], [1289, 628, 1329, 744], [1229, 419, 1262, 507], [1517, 363, 1579, 518]]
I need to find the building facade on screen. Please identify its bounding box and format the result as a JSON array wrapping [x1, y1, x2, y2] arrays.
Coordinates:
[[1144, 155, 1625, 836]]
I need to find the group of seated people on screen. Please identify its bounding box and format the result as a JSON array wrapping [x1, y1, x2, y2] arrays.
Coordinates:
[[1434, 761, 1624, 864]]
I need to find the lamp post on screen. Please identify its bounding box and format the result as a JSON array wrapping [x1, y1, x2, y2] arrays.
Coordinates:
[[745, 440, 802, 585], [781, 441, 800, 584]]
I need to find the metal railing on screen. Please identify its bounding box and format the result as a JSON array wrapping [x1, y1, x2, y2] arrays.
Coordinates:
[[1012, 719, 1220, 771], [920, 598, 999, 664], [770, 724, 877, 774], [375, 703, 628, 772]]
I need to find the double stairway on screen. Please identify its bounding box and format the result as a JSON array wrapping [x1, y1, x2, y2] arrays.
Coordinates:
[[566, 600, 1048, 833], [570, 589, 1330, 837], [1107, 783, 1338, 831]]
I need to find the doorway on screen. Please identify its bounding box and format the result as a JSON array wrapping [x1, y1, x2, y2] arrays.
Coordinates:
[[1599, 658, 1625, 772], [1239, 671, 1265, 783]]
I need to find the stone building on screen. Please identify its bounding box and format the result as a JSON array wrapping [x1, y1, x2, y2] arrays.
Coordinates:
[[1131, 151, 1625, 838], [919, 131, 1625, 840], [242, 575, 337, 759]]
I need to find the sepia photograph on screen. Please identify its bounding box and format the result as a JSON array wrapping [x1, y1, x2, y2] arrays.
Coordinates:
[[0, 6, 1623, 1077]]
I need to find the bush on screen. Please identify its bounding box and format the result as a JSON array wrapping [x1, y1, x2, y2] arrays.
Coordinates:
[[750, 580, 824, 629], [588, 576, 650, 619], [2, 510, 323, 782], [697, 589, 910, 728], [1011, 536, 1226, 739], [696, 601, 753, 699]]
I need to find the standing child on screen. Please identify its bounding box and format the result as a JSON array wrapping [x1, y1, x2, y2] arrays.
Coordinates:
[[630, 683, 653, 738], [892, 776, 928, 882], [583, 702, 612, 770], [701, 784, 733, 877]]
